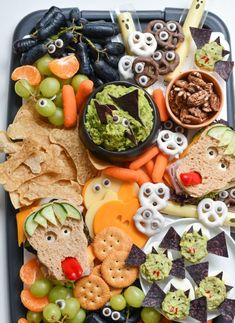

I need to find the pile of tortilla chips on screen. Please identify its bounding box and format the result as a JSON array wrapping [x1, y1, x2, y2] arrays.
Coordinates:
[[0, 100, 97, 209]]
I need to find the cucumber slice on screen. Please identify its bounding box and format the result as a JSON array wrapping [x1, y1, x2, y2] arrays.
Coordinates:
[[61, 203, 81, 220], [24, 212, 38, 236], [219, 129, 234, 146], [41, 205, 57, 225], [53, 203, 68, 225], [34, 212, 48, 228], [207, 125, 228, 140], [224, 136, 235, 155]]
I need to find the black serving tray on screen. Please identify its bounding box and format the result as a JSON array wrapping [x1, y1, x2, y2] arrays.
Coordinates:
[[6, 8, 234, 323]]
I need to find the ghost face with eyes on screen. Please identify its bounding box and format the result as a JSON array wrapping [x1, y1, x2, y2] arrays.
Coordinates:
[[198, 198, 228, 228], [145, 20, 184, 50], [134, 206, 165, 236], [118, 55, 135, 80], [152, 50, 180, 75], [139, 182, 170, 210], [132, 57, 159, 88], [128, 31, 157, 57], [157, 130, 188, 159], [218, 188, 235, 211]]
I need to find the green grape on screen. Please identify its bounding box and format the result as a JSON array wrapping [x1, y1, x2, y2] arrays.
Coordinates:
[[43, 303, 61, 322], [124, 286, 145, 308], [65, 308, 86, 323], [15, 80, 34, 99], [54, 92, 63, 108], [60, 77, 72, 86], [110, 294, 126, 311], [36, 54, 53, 76], [141, 307, 161, 323], [49, 286, 71, 303], [48, 107, 64, 126], [39, 77, 60, 98], [61, 298, 80, 319], [26, 310, 43, 323], [71, 74, 89, 92], [36, 98, 56, 117], [66, 289, 74, 299], [30, 279, 52, 297]]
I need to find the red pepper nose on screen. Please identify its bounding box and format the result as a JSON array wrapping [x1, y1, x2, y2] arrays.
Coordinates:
[[61, 257, 83, 281], [180, 172, 202, 186]]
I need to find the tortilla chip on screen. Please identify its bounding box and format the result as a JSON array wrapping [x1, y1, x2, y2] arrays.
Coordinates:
[[159, 227, 181, 250], [207, 231, 228, 257], [0, 131, 22, 154], [19, 180, 82, 206], [49, 126, 97, 185], [190, 27, 212, 49], [142, 283, 165, 309], [7, 100, 53, 142], [218, 299, 235, 322], [87, 150, 112, 170], [125, 244, 146, 267], [215, 61, 234, 81], [189, 296, 207, 322], [170, 258, 185, 279], [186, 261, 209, 286]]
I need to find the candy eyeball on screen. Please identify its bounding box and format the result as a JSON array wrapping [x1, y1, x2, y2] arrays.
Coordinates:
[[112, 115, 120, 123], [166, 51, 176, 61], [219, 190, 229, 199], [144, 33, 155, 45], [112, 311, 121, 321], [134, 205, 165, 236], [219, 160, 229, 171], [152, 51, 163, 61], [55, 38, 64, 48], [207, 147, 218, 158], [133, 31, 142, 43], [134, 62, 145, 73], [139, 182, 170, 210], [197, 198, 228, 228], [153, 22, 164, 32], [175, 125, 185, 134], [230, 188, 235, 199], [159, 31, 169, 41], [102, 178, 111, 187], [157, 130, 188, 158], [122, 118, 129, 127], [118, 55, 135, 80], [48, 43, 56, 54], [167, 22, 177, 32], [138, 75, 150, 87], [164, 120, 174, 130], [93, 183, 102, 192], [102, 307, 112, 317]]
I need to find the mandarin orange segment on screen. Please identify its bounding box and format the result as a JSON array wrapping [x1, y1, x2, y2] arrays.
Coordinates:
[[20, 289, 49, 312], [11, 65, 41, 86], [18, 319, 28, 323], [48, 55, 79, 79], [19, 258, 41, 286]]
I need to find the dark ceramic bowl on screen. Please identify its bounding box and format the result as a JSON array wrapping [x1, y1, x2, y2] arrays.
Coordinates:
[[79, 81, 161, 164]]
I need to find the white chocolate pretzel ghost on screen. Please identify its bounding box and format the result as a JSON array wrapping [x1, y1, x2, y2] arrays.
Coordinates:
[[118, 55, 135, 80], [197, 198, 228, 228], [157, 130, 188, 159], [134, 206, 165, 237], [128, 31, 157, 57], [139, 182, 170, 210]]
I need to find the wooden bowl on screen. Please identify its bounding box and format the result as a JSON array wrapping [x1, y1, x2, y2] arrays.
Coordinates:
[[165, 70, 224, 129]]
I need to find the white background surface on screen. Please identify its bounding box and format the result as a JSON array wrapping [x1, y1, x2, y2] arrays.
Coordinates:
[[0, 0, 235, 321]]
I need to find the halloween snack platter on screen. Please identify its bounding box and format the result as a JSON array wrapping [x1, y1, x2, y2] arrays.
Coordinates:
[[2, 2, 235, 323]]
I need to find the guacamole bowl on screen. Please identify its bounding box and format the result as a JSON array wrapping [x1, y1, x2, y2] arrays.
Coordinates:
[[79, 81, 161, 163]]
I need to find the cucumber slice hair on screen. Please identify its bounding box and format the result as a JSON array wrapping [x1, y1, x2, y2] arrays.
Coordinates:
[[24, 212, 38, 236]]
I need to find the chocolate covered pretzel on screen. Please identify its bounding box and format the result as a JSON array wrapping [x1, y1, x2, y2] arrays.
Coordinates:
[[132, 57, 159, 88], [152, 50, 180, 75]]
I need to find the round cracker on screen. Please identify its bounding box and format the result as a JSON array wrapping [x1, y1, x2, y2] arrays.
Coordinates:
[[74, 275, 110, 311], [93, 226, 132, 261], [101, 251, 138, 288]]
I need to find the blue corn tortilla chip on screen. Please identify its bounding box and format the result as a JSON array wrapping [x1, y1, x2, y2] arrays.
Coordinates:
[[152, 247, 158, 254], [207, 231, 229, 257], [94, 101, 117, 124], [218, 299, 235, 322], [184, 289, 190, 298], [159, 227, 181, 250], [170, 284, 177, 292], [215, 61, 234, 81], [222, 49, 230, 57], [189, 296, 207, 322], [170, 257, 185, 279], [125, 244, 146, 267], [186, 262, 209, 286], [190, 27, 212, 48], [187, 226, 194, 233], [216, 272, 223, 280], [142, 283, 165, 309], [225, 285, 233, 293]]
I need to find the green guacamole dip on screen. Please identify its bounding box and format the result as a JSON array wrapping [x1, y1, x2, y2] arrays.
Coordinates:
[[195, 41, 223, 71], [140, 252, 172, 282], [196, 276, 227, 310], [85, 85, 153, 151], [180, 231, 208, 263], [162, 290, 190, 320]]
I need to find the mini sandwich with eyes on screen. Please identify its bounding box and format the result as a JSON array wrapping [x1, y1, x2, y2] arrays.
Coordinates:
[[125, 244, 185, 282], [142, 282, 207, 322], [159, 226, 229, 263], [186, 261, 235, 320], [145, 20, 184, 50]]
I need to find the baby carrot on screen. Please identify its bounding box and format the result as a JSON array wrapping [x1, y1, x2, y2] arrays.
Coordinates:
[[152, 89, 169, 122], [62, 84, 77, 128], [129, 146, 159, 170], [144, 159, 154, 177], [102, 167, 139, 182], [152, 152, 169, 183], [18, 319, 28, 323], [76, 79, 94, 113], [136, 168, 151, 186]]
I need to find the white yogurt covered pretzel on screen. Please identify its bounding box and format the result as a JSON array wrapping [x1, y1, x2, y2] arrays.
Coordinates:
[[118, 55, 135, 80], [134, 205, 165, 236], [197, 198, 228, 228], [157, 130, 188, 158], [128, 31, 157, 57], [139, 182, 170, 210]]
